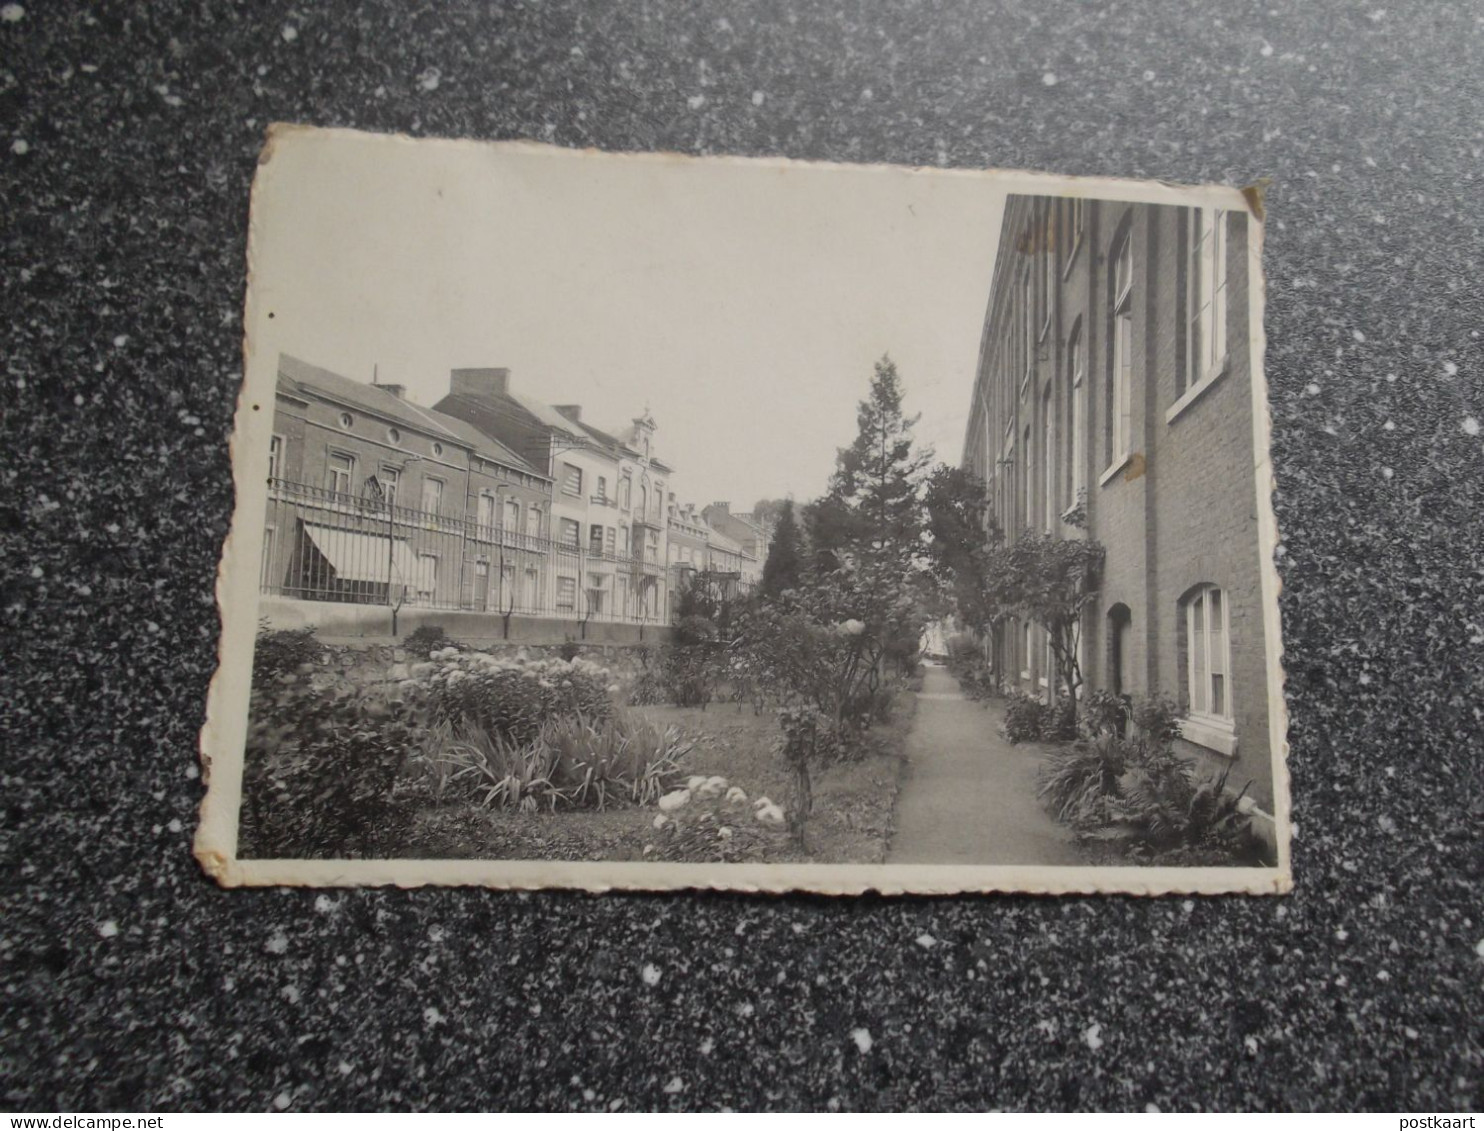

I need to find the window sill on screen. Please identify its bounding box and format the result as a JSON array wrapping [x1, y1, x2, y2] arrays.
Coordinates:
[[1098, 451, 1133, 487], [1165, 359, 1229, 424], [1179, 715, 1238, 757]]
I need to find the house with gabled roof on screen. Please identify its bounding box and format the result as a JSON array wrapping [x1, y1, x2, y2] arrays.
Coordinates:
[[263, 355, 553, 619]]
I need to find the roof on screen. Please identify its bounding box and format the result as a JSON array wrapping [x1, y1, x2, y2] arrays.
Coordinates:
[[278, 355, 546, 478]]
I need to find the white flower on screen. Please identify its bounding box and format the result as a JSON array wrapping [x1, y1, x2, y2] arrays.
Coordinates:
[[652, 815, 669, 829], [718, 827, 733, 840], [658, 789, 692, 813], [838, 619, 865, 636], [724, 786, 748, 806], [754, 801, 786, 827], [686, 775, 708, 792], [697, 775, 728, 799]]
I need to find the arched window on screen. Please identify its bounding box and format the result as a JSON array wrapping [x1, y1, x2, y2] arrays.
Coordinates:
[[1106, 234, 1133, 472], [1042, 383, 1055, 532], [1066, 321, 1084, 512], [1106, 603, 1132, 699]]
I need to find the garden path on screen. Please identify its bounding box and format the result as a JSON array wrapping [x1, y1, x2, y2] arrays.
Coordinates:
[[887, 665, 1084, 866]]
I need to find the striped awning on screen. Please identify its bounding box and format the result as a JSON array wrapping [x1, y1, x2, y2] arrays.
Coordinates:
[[301, 523, 419, 585]]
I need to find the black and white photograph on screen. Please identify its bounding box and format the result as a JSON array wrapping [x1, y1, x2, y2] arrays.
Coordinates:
[[198, 126, 1288, 893]]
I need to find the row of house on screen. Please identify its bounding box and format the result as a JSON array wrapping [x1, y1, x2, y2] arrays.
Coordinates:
[[961, 193, 1274, 812], [260, 355, 772, 630]]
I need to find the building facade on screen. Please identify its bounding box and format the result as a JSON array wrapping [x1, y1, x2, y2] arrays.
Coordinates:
[[263, 355, 553, 615], [962, 194, 1273, 809], [435, 369, 671, 625], [701, 503, 769, 588]]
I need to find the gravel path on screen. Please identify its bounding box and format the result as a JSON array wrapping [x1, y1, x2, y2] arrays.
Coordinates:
[[888, 665, 1083, 866]]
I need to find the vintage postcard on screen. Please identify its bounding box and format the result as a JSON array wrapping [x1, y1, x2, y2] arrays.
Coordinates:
[[197, 125, 1289, 894]]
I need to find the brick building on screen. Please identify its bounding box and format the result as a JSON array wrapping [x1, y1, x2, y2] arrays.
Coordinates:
[[435, 371, 671, 624], [263, 355, 552, 614], [961, 193, 1273, 810]]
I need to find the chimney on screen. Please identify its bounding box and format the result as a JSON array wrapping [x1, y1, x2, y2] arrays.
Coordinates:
[[378, 383, 407, 400], [711, 501, 730, 515], [554, 404, 583, 424], [450, 367, 511, 400]]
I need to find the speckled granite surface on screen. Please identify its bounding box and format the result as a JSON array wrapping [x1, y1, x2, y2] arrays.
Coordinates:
[[3, 0, 1481, 1112]]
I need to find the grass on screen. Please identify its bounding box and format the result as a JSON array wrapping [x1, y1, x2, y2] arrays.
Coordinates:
[[403, 691, 916, 864]]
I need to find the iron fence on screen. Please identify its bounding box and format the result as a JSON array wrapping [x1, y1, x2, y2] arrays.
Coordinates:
[[260, 478, 672, 625]]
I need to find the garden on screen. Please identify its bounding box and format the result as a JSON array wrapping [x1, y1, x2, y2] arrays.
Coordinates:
[[238, 357, 935, 865]]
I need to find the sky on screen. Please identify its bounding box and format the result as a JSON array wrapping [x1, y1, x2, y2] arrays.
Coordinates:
[[249, 131, 1008, 508]]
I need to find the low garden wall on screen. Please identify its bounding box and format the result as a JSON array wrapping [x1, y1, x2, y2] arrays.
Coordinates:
[[259, 597, 674, 648]]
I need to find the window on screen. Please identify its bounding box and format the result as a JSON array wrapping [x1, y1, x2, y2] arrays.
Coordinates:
[[558, 518, 580, 548], [260, 524, 277, 589], [473, 561, 489, 611], [1040, 205, 1054, 338], [1064, 199, 1085, 274], [381, 466, 402, 508], [619, 475, 632, 510], [267, 435, 284, 484], [638, 483, 648, 517], [1021, 270, 1033, 391], [596, 475, 608, 502], [1067, 326, 1085, 512], [326, 451, 354, 496], [605, 527, 616, 556], [504, 497, 520, 532], [1042, 384, 1055, 532], [416, 554, 438, 603], [1021, 621, 1032, 681], [1107, 604, 1132, 698], [1180, 207, 1228, 399], [589, 524, 604, 555], [556, 576, 577, 612], [478, 493, 496, 534], [387, 427, 401, 444], [1106, 235, 1134, 474], [562, 463, 583, 496], [526, 506, 541, 538], [431, 442, 444, 458], [1185, 586, 1232, 719], [621, 527, 631, 556], [337, 412, 354, 430], [420, 477, 443, 515], [1023, 425, 1033, 534], [524, 567, 538, 609]]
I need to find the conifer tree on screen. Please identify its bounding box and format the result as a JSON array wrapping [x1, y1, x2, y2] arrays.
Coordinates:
[[760, 499, 804, 598]]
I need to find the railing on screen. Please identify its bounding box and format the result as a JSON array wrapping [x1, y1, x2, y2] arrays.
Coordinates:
[[260, 477, 672, 625]]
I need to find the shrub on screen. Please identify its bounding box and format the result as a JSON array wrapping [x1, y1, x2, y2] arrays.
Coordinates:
[[438, 710, 692, 812], [252, 623, 322, 683], [1001, 690, 1051, 744], [648, 790, 781, 863], [1036, 731, 1130, 830], [1036, 691, 1257, 863], [239, 673, 422, 857], [1080, 688, 1129, 738], [1106, 765, 1255, 859], [403, 624, 446, 660], [418, 649, 614, 747], [662, 644, 719, 708]]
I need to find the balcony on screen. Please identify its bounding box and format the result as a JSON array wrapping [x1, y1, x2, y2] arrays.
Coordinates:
[[631, 512, 665, 533]]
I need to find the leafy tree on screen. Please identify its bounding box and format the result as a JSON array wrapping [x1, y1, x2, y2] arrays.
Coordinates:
[[1000, 503, 1106, 728], [922, 464, 1013, 689], [760, 499, 805, 598], [749, 498, 790, 529]]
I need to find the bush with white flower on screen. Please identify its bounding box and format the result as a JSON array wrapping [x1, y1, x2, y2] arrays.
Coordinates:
[[415, 647, 614, 747], [644, 777, 786, 862]]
